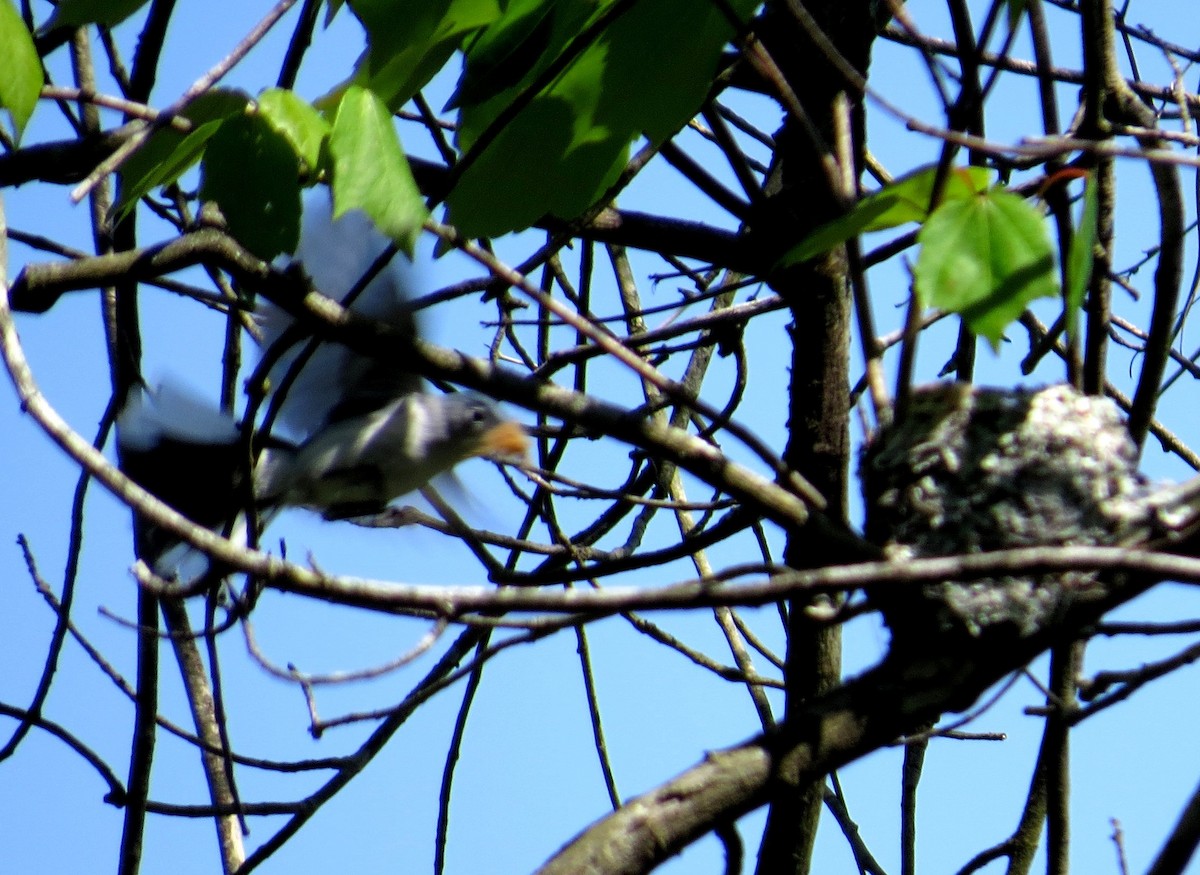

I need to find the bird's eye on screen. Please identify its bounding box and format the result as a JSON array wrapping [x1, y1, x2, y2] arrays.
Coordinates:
[[471, 407, 489, 423]]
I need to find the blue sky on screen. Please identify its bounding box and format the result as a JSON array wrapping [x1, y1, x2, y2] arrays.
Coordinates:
[[3, 2, 1200, 874]]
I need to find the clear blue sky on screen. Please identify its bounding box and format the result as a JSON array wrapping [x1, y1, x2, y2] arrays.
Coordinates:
[[3, 2, 1200, 874]]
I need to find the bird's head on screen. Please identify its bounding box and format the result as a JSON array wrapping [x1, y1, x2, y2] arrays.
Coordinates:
[[436, 392, 529, 463]]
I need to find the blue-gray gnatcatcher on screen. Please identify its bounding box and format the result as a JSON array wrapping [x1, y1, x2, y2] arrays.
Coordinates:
[[117, 194, 527, 582]]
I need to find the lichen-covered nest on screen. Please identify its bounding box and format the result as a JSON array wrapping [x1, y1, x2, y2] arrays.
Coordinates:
[[862, 384, 1154, 637]]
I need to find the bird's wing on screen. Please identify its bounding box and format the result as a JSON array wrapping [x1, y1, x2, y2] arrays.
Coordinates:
[[259, 190, 424, 441], [114, 193, 527, 579]]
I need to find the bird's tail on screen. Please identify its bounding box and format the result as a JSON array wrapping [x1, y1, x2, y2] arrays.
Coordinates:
[[117, 380, 256, 586]]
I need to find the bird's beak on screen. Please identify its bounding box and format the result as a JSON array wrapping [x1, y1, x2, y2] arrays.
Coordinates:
[[480, 420, 530, 460]]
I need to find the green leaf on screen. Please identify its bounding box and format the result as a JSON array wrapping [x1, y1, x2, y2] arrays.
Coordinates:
[[324, 0, 347, 27], [115, 89, 250, 218], [200, 112, 302, 261], [598, 0, 761, 147], [453, 0, 600, 154], [450, 97, 629, 238], [43, 0, 149, 28], [915, 189, 1059, 350], [1064, 175, 1099, 344], [344, 0, 501, 109], [447, 0, 558, 109], [257, 88, 330, 177], [328, 86, 428, 254], [0, 0, 43, 139], [449, 0, 759, 238], [782, 164, 994, 265]]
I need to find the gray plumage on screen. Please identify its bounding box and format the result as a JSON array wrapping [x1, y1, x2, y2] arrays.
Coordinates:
[[117, 193, 526, 582], [257, 193, 423, 441], [256, 391, 524, 520]]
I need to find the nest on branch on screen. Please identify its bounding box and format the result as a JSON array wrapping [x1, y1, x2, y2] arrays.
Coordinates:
[[862, 383, 1166, 639]]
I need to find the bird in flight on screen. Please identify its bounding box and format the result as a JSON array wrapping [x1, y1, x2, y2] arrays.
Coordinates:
[[117, 192, 527, 584]]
